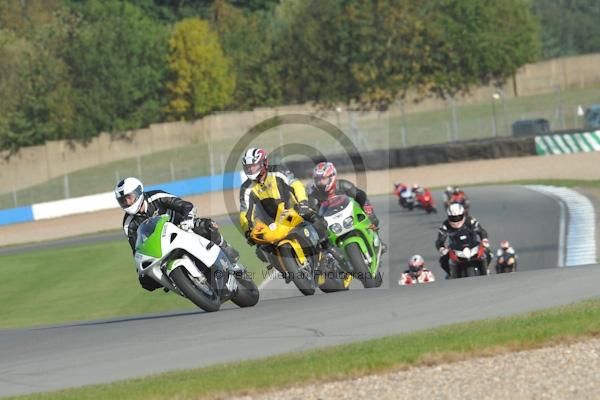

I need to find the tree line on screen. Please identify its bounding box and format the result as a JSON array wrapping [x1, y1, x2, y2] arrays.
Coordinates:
[[0, 0, 592, 152]]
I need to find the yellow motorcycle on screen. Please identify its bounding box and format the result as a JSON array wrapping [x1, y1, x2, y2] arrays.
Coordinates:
[[250, 204, 351, 296]]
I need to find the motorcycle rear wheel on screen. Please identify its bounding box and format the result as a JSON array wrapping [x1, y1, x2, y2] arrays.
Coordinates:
[[231, 272, 260, 307]]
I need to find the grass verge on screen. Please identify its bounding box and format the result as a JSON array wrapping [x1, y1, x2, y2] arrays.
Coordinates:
[[8, 297, 600, 400], [0, 225, 264, 330]]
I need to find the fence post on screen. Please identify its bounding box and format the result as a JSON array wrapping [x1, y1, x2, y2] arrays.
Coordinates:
[[63, 174, 70, 199], [136, 154, 142, 178]]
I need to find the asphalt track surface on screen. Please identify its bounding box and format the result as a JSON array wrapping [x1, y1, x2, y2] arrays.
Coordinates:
[[1, 186, 598, 397]]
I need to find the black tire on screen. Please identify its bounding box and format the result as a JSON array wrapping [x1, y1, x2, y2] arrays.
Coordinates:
[[231, 273, 260, 307], [279, 244, 316, 296], [318, 267, 350, 293], [465, 265, 476, 277], [170, 267, 220, 312], [346, 242, 381, 288]]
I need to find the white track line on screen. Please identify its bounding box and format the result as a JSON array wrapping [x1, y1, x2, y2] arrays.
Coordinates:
[[526, 185, 597, 266]]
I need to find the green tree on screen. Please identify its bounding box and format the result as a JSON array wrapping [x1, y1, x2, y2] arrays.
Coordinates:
[[61, 0, 169, 139], [0, 14, 75, 153], [429, 0, 541, 98], [531, 0, 600, 58], [273, 0, 540, 109], [164, 17, 235, 120], [273, 0, 349, 105], [210, 0, 282, 108]]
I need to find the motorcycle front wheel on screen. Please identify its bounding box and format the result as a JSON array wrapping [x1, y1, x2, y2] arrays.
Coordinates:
[[346, 243, 382, 288], [279, 244, 316, 296], [170, 267, 221, 312], [231, 272, 260, 307]]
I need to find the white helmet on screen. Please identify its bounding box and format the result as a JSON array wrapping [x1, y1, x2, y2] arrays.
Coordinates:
[[241, 147, 268, 182], [447, 203, 465, 229], [115, 177, 144, 215], [408, 254, 425, 274]]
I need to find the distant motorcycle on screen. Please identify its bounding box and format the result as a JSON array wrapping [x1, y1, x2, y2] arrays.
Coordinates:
[[495, 249, 518, 274], [444, 192, 470, 214], [415, 189, 437, 214], [394, 184, 416, 210], [447, 230, 488, 279]]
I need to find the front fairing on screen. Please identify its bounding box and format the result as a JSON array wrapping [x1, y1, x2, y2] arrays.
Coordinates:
[[322, 197, 355, 238], [134, 215, 221, 275]]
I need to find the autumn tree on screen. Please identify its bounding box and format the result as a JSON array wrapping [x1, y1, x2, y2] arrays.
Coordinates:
[[165, 18, 235, 120]]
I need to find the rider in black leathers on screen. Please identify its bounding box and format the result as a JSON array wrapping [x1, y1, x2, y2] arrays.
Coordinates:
[[115, 177, 239, 291], [435, 202, 490, 277]]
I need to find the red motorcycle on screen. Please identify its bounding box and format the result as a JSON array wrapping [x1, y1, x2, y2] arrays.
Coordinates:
[[415, 189, 437, 214], [444, 191, 470, 214]]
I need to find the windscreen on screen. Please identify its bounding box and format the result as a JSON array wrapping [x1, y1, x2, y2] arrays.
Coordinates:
[[320, 195, 350, 217], [135, 216, 164, 248]]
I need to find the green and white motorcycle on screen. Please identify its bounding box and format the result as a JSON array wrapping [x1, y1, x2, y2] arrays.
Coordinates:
[[319, 195, 383, 288], [134, 215, 259, 312]]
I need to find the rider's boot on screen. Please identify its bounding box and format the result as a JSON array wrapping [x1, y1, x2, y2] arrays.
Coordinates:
[[323, 242, 353, 274], [220, 241, 240, 264]]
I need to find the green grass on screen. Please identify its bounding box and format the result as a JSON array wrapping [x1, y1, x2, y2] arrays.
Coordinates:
[[0, 225, 264, 330], [3, 85, 600, 209], [8, 297, 600, 400]]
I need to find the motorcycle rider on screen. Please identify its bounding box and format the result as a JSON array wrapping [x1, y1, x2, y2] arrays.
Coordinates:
[[443, 186, 454, 207], [399, 254, 436, 285], [450, 187, 470, 211], [435, 203, 490, 278], [495, 240, 518, 273], [394, 182, 413, 208], [239, 148, 350, 278], [308, 162, 386, 252], [308, 162, 380, 228], [115, 177, 239, 291]]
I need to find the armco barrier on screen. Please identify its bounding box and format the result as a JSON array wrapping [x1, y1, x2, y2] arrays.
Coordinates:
[[286, 136, 536, 179], [535, 131, 600, 155]]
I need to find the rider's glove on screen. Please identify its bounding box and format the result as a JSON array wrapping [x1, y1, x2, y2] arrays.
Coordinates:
[[180, 218, 194, 231], [438, 247, 449, 256], [482, 238, 490, 248], [295, 200, 312, 218], [245, 230, 256, 246], [363, 204, 374, 215]]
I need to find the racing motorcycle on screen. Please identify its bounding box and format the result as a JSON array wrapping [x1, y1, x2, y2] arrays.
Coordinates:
[[394, 185, 416, 210], [415, 189, 437, 214], [134, 215, 259, 312], [496, 251, 517, 273], [399, 270, 435, 285], [444, 192, 470, 214], [320, 195, 383, 288], [447, 230, 488, 279], [250, 203, 351, 295]]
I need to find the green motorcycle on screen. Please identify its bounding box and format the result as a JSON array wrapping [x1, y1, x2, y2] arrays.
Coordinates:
[[319, 195, 383, 288], [134, 215, 259, 312]]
